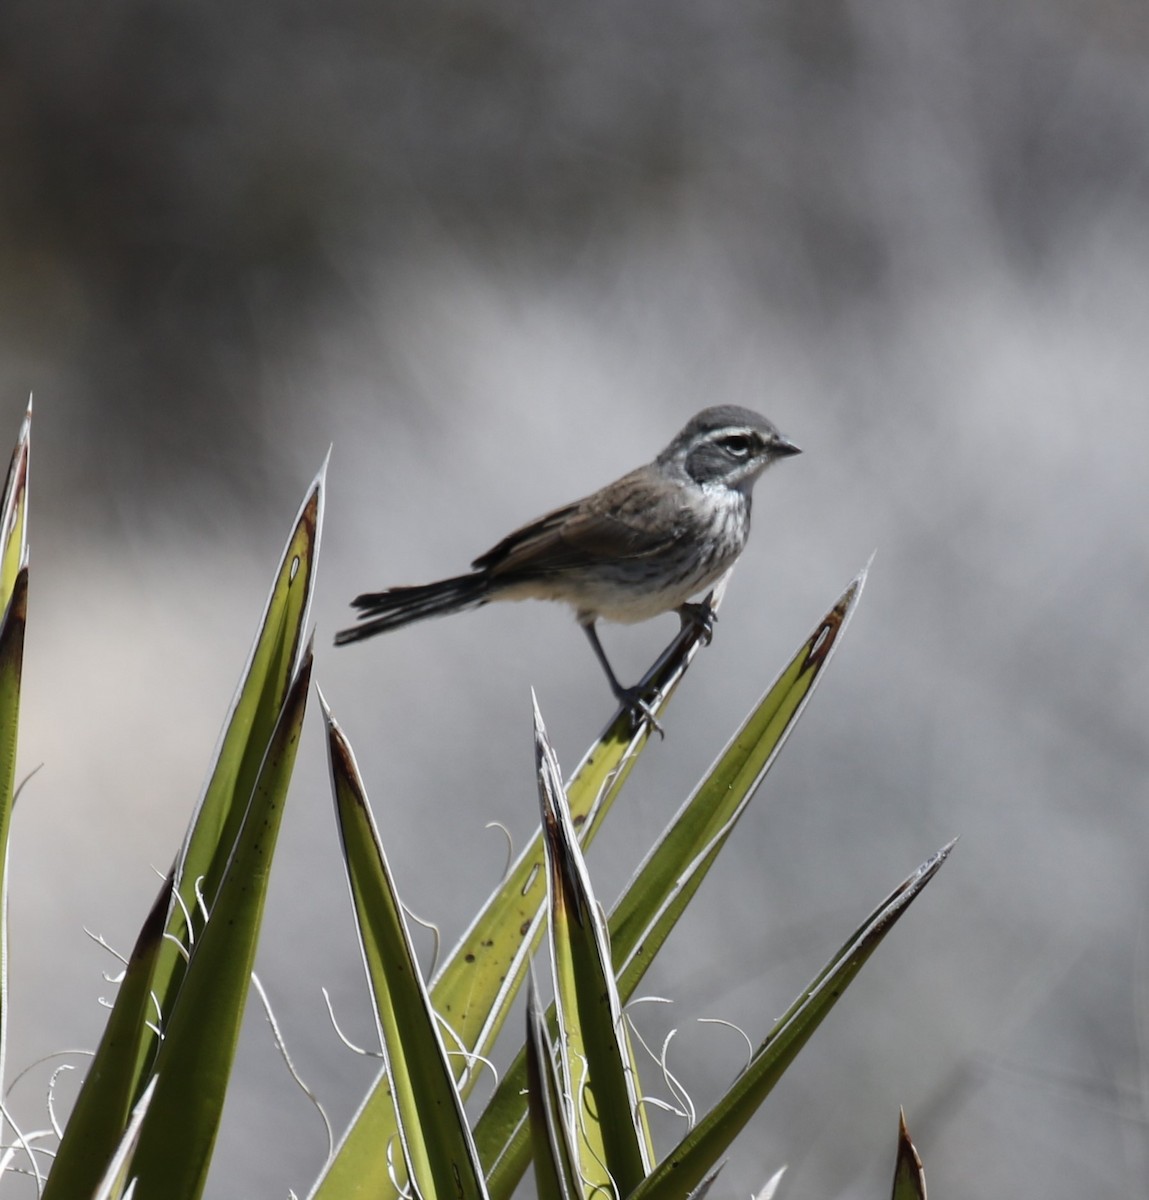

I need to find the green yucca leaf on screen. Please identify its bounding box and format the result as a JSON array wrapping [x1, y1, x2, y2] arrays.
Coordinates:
[[309, 591, 720, 1200], [91, 1076, 157, 1200], [629, 842, 954, 1200], [43, 465, 324, 1192], [160, 463, 323, 959], [126, 648, 313, 1200], [525, 971, 582, 1200], [429, 584, 724, 1061], [128, 466, 322, 1104], [611, 564, 867, 991], [0, 568, 25, 1098], [323, 693, 489, 1200], [42, 874, 170, 1200], [535, 695, 651, 1198], [479, 568, 866, 1198], [891, 1109, 927, 1200], [0, 400, 30, 1108], [0, 399, 30, 608]]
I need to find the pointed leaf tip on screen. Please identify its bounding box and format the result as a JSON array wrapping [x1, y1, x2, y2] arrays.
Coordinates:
[[892, 1106, 927, 1199]]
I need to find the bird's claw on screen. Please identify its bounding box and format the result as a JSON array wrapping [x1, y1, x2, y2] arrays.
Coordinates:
[[677, 601, 717, 645], [615, 686, 665, 740]]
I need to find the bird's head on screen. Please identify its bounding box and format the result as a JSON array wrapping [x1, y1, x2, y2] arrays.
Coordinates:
[[660, 405, 802, 494]]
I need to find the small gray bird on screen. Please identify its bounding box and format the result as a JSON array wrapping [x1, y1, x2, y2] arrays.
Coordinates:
[[336, 406, 800, 730]]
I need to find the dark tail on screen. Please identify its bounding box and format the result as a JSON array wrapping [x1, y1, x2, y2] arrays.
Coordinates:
[[334, 573, 490, 646]]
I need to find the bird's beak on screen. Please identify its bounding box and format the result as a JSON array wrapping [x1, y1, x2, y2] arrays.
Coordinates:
[[773, 435, 802, 457]]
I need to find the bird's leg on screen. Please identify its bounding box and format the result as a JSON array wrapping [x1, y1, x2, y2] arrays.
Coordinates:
[[581, 622, 665, 739], [676, 600, 717, 645]]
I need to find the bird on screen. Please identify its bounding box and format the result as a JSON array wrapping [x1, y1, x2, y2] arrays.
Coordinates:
[[335, 406, 801, 732]]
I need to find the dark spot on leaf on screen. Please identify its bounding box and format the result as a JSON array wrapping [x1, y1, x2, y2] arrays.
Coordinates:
[[801, 603, 844, 673]]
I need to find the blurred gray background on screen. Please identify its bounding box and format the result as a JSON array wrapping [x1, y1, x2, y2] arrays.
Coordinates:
[[4, 1, 1149, 1196]]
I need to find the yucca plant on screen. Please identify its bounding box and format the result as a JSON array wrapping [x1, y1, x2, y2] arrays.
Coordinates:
[[0, 408, 942, 1199]]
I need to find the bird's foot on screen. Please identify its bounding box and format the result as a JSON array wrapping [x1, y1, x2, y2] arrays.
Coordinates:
[[677, 601, 717, 645], [614, 685, 665, 740]]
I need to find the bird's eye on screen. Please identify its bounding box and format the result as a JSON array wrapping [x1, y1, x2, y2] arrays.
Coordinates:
[[719, 434, 752, 459]]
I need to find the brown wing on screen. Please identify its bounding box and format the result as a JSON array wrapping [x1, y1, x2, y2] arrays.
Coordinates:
[[472, 466, 692, 580]]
